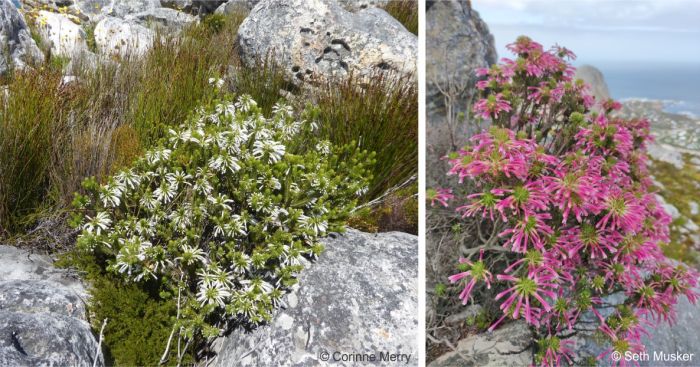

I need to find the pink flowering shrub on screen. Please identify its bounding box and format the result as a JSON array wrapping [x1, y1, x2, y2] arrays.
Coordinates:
[[432, 36, 699, 366]]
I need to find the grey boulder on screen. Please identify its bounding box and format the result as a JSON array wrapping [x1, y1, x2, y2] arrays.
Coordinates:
[[215, 0, 259, 14], [237, 0, 416, 85], [34, 10, 88, 58], [427, 321, 532, 367], [336, 0, 389, 12], [212, 229, 418, 366], [94, 16, 154, 56], [0, 245, 103, 367], [0, 0, 44, 74], [125, 7, 196, 31]]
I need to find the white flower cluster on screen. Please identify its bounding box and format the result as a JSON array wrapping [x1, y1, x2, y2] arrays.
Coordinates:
[[76, 95, 371, 330]]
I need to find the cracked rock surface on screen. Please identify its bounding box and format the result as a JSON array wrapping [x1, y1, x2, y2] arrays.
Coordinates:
[[237, 0, 416, 85], [427, 321, 532, 367], [212, 229, 418, 366], [0, 245, 102, 367]]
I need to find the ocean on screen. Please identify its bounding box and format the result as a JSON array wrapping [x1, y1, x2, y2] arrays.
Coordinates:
[[588, 62, 700, 118]]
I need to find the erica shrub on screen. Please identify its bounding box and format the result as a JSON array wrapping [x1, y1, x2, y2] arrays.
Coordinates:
[[431, 36, 699, 366], [72, 95, 373, 362]]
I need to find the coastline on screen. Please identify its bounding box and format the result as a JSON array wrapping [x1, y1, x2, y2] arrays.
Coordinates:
[[618, 99, 700, 152]]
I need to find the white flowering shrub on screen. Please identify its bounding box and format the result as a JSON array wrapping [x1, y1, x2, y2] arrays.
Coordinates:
[[73, 95, 373, 340]]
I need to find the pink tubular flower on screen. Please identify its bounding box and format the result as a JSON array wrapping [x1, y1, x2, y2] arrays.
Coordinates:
[[597, 190, 645, 232], [437, 37, 700, 365], [495, 181, 550, 216], [499, 211, 553, 253], [537, 335, 574, 367], [473, 93, 512, 119], [448, 250, 493, 305], [490, 267, 558, 329], [427, 188, 453, 207], [457, 190, 505, 221], [545, 168, 604, 224]]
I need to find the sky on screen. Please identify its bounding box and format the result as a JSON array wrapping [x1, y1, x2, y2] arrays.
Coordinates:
[[473, 0, 700, 65]]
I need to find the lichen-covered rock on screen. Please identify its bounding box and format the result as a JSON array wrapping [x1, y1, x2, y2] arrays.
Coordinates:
[[0, 245, 102, 367], [211, 229, 418, 366], [237, 0, 416, 85], [126, 7, 195, 30], [215, 0, 258, 14], [0, 0, 44, 74], [336, 0, 389, 12], [94, 16, 153, 56], [71, 0, 113, 21], [109, 0, 160, 18], [428, 321, 532, 367], [34, 10, 87, 57], [425, 0, 496, 188]]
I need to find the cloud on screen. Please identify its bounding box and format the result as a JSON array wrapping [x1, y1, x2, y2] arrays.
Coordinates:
[[474, 0, 700, 63], [476, 0, 700, 31]]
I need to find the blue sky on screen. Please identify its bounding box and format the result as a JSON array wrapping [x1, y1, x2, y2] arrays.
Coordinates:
[[473, 0, 700, 64]]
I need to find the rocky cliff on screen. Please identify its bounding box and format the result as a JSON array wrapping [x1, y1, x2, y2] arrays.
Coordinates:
[[426, 0, 496, 188]]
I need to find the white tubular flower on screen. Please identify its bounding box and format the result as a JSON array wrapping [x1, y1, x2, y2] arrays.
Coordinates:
[[145, 148, 172, 165], [230, 252, 251, 274], [208, 193, 233, 211], [315, 140, 332, 155], [197, 282, 230, 308], [115, 169, 141, 190], [115, 237, 149, 278], [246, 277, 274, 294], [208, 77, 225, 89], [100, 181, 124, 208], [222, 102, 236, 118], [84, 212, 111, 235], [177, 245, 207, 266], [272, 102, 294, 118], [153, 180, 177, 203], [227, 215, 247, 237], [252, 139, 286, 164], [193, 177, 214, 196], [355, 185, 369, 197], [298, 215, 328, 236], [236, 94, 257, 112], [208, 151, 241, 174], [196, 268, 217, 287], [257, 176, 281, 191], [165, 171, 192, 188], [168, 205, 192, 230], [168, 128, 191, 147], [139, 193, 159, 211], [279, 121, 302, 141]]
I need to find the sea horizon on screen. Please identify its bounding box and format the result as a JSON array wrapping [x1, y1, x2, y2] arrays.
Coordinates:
[[576, 60, 700, 118]]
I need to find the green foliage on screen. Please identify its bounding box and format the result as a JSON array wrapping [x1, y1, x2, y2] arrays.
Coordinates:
[[383, 0, 418, 35], [201, 13, 228, 34], [0, 68, 61, 232], [0, 10, 249, 236], [348, 182, 417, 234], [56, 251, 185, 366], [72, 96, 373, 359], [650, 156, 700, 265], [309, 73, 417, 202]]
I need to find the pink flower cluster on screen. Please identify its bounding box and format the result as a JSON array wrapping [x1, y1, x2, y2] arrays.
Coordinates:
[[436, 37, 699, 367]]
